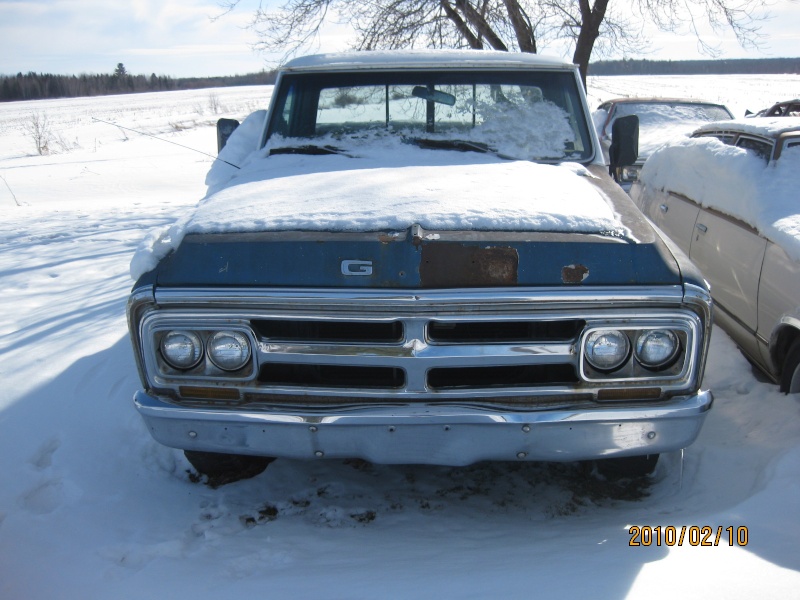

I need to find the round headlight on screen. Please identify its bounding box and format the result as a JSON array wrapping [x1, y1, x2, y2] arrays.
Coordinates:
[[160, 330, 203, 370], [635, 330, 679, 369], [207, 331, 251, 371], [584, 329, 630, 372]]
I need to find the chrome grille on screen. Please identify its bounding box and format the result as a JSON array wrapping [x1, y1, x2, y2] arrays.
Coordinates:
[[136, 286, 704, 405], [249, 316, 582, 393]]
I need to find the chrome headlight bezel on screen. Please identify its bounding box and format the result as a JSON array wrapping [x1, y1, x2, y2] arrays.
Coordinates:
[[143, 316, 257, 382], [580, 317, 697, 384]]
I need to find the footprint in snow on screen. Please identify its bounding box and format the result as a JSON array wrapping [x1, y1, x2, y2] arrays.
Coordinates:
[[30, 437, 60, 470], [21, 479, 64, 515]]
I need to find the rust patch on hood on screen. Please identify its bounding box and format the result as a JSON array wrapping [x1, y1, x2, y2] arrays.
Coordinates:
[[562, 264, 589, 284], [420, 244, 518, 286]]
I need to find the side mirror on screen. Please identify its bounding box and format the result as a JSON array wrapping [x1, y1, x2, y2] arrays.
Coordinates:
[[609, 114, 639, 179], [217, 118, 240, 152]]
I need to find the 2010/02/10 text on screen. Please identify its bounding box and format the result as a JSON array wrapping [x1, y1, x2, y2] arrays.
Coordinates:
[[629, 526, 748, 547]]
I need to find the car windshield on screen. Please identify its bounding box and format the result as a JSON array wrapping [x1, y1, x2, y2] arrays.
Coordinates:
[[265, 70, 593, 162], [601, 101, 734, 158], [610, 102, 732, 131]]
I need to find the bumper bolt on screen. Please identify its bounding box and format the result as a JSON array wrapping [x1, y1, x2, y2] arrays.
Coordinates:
[[647, 431, 656, 440], [315, 451, 324, 458], [522, 425, 531, 433], [516, 452, 527, 459], [309, 426, 318, 433], [188, 431, 197, 439]]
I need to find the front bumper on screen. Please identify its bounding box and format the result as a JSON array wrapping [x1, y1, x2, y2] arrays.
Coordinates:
[[134, 389, 713, 466]]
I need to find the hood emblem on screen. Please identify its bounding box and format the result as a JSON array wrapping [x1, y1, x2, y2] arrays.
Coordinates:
[[341, 260, 373, 276]]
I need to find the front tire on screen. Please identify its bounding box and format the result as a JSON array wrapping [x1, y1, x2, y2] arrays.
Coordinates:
[[596, 454, 659, 479], [780, 340, 800, 394], [184, 450, 274, 486]]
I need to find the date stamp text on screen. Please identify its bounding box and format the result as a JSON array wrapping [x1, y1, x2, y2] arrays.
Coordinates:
[[629, 526, 748, 547]]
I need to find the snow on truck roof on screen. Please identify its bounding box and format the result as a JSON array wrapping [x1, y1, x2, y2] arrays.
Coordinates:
[[281, 50, 577, 72]]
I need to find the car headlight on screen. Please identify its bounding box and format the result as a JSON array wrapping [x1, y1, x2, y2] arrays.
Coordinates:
[[160, 330, 203, 370], [584, 329, 630, 372], [635, 329, 680, 369], [207, 331, 251, 371]]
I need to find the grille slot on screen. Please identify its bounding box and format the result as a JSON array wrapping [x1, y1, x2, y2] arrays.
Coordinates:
[[259, 363, 405, 389], [252, 319, 402, 343], [428, 364, 578, 390], [428, 319, 584, 342]]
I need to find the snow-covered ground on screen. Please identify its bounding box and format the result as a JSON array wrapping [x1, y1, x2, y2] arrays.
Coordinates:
[[1, 74, 799, 599]]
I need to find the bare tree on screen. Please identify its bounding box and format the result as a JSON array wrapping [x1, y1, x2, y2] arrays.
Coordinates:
[[220, 0, 771, 83], [23, 112, 53, 156]]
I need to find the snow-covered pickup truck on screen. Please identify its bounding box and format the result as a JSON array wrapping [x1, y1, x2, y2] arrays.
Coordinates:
[[127, 51, 713, 482]]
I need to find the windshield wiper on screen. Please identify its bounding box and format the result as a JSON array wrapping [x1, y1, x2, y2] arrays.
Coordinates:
[[269, 144, 346, 156], [404, 137, 520, 160], [404, 137, 493, 154]]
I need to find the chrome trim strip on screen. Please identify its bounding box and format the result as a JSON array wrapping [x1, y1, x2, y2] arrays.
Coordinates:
[[154, 286, 686, 311]]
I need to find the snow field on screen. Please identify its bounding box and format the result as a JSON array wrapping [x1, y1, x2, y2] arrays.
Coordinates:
[[1, 76, 800, 599]]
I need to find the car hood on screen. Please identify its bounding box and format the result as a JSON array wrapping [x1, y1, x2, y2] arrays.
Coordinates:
[[132, 151, 683, 288]]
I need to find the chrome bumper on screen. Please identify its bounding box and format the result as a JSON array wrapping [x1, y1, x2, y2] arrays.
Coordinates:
[[134, 390, 713, 466]]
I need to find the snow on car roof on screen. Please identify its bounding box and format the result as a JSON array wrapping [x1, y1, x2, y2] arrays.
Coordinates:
[[694, 116, 800, 138], [282, 50, 576, 72], [640, 134, 800, 260], [602, 97, 728, 107]]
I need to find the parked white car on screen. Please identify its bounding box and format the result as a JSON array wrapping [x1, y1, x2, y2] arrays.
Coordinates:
[[631, 117, 800, 391]]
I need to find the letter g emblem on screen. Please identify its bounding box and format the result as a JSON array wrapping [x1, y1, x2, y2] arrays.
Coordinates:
[[341, 260, 373, 276]]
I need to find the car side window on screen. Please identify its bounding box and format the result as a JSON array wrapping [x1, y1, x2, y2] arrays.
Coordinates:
[[695, 132, 735, 145], [735, 136, 773, 162]]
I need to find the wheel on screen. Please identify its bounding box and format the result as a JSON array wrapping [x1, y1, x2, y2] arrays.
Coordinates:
[[596, 454, 659, 479], [780, 340, 800, 393], [184, 450, 274, 486]]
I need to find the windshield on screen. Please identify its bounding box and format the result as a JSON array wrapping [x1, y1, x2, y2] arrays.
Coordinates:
[[266, 70, 593, 162], [610, 102, 732, 131]]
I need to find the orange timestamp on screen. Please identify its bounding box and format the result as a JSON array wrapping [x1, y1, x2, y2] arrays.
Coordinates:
[[629, 525, 748, 547]]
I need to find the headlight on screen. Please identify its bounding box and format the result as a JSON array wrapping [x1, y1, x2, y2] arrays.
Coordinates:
[[207, 331, 251, 371], [635, 330, 679, 369], [584, 329, 630, 371], [160, 331, 203, 370]]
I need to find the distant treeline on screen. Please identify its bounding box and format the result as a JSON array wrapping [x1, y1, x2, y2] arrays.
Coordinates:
[[3, 57, 797, 102], [589, 57, 800, 76], [0, 70, 278, 103]]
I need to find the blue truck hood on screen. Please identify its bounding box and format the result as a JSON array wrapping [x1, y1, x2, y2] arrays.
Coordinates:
[[147, 164, 684, 288]]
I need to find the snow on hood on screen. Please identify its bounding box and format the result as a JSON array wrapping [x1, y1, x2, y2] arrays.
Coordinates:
[[640, 137, 800, 260], [192, 160, 619, 232], [131, 140, 626, 281]]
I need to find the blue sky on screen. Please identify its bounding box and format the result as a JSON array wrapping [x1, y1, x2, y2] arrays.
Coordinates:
[[0, 0, 797, 77]]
